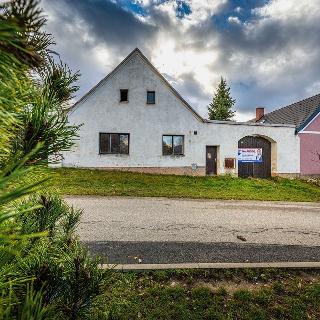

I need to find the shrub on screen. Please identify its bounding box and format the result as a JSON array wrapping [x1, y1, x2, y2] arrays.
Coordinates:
[[23, 196, 105, 319], [0, 1, 101, 318]]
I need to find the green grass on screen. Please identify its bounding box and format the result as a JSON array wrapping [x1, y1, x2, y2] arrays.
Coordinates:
[[49, 168, 320, 202], [91, 268, 320, 319]]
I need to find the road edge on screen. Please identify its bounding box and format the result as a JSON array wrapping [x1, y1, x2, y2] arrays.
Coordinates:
[[64, 195, 320, 206], [101, 261, 320, 271]]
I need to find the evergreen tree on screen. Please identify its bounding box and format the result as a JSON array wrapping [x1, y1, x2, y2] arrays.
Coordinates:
[[0, 1, 104, 318], [207, 77, 236, 121]]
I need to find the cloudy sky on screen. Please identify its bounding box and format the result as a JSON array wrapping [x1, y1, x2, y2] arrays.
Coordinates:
[[41, 0, 320, 121]]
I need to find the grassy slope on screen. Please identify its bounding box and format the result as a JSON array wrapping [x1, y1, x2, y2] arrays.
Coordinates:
[[50, 168, 320, 202], [93, 268, 320, 319]]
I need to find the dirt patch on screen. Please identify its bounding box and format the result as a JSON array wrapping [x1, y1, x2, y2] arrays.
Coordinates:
[[194, 280, 270, 293], [164, 269, 320, 294]]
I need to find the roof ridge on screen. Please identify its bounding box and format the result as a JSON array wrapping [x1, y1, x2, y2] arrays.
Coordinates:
[[68, 47, 204, 122], [134, 49, 204, 122], [259, 92, 320, 129], [68, 48, 140, 113]]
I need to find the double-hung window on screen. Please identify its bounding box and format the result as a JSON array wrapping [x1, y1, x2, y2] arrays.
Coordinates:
[[162, 135, 184, 156], [99, 133, 129, 154]]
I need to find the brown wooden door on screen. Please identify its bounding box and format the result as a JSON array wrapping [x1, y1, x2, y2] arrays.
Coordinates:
[[206, 146, 217, 175], [238, 136, 271, 178]]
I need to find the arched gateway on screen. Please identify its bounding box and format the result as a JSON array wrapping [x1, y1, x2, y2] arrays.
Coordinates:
[[238, 136, 272, 178]]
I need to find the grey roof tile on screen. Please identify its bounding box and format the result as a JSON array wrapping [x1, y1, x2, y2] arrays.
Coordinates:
[[259, 93, 320, 128]]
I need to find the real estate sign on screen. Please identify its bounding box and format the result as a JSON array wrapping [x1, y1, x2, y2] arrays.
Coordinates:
[[238, 148, 263, 163]]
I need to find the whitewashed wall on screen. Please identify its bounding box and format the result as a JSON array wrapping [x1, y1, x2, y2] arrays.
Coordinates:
[[62, 51, 300, 175]]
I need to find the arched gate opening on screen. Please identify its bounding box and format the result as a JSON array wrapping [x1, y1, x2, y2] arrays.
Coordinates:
[[238, 136, 272, 178]]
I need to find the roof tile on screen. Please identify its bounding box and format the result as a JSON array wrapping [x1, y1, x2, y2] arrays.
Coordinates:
[[259, 93, 320, 128]]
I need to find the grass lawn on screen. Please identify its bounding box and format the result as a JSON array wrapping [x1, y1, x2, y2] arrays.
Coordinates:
[[49, 168, 320, 202], [93, 268, 320, 319]]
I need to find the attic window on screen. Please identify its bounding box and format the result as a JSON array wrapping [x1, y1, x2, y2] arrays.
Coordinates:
[[147, 91, 155, 104], [120, 89, 128, 102]]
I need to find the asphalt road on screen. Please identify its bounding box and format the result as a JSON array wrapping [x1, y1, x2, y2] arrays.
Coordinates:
[[65, 196, 320, 264]]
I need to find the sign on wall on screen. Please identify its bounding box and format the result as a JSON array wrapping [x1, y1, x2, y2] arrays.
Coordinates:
[[238, 148, 263, 163]]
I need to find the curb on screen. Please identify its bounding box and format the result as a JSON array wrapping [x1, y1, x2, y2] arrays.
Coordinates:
[[101, 261, 320, 271]]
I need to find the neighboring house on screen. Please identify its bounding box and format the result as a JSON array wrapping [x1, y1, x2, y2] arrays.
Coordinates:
[[62, 48, 300, 178], [256, 94, 320, 176]]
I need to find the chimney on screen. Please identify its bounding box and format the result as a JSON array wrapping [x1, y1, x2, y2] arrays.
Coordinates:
[[256, 107, 265, 121]]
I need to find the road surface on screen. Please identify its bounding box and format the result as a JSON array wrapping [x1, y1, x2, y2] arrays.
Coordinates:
[[65, 196, 320, 264]]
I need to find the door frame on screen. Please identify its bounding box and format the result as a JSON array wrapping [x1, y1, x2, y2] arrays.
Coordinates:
[[206, 145, 218, 175]]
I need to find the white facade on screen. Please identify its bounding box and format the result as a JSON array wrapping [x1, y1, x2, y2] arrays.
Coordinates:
[[63, 49, 300, 176]]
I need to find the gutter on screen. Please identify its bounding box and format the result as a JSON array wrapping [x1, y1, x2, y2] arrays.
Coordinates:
[[295, 105, 320, 134], [204, 119, 296, 129]]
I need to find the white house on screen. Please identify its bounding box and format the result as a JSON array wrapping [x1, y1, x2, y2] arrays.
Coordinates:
[[62, 48, 300, 178]]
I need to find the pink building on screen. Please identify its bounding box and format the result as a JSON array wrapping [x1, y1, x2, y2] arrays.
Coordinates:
[[256, 94, 320, 176]]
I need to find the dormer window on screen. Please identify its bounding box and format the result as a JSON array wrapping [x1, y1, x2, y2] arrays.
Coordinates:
[[120, 89, 128, 102], [147, 91, 155, 104]]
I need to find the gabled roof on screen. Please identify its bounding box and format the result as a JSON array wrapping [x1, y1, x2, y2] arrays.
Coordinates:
[[258, 93, 320, 131], [69, 48, 204, 122]]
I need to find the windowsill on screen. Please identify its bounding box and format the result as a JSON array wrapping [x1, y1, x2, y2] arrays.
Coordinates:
[[99, 153, 129, 156], [119, 101, 129, 104], [162, 154, 185, 157], [146, 102, 155, 105]]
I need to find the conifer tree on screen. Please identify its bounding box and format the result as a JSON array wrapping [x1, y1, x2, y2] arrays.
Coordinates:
[[207, 77, 235, 120], [0, 1, 104, 318]]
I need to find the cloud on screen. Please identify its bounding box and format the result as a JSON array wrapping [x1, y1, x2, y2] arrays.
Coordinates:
[[171, 72, 211, 114], [184, 0, 227, 24], [137, 0, 227, 24], [73, 1, 156, 48], [204, 0, 320, 113], [227, 16, 241, 24], [43, 0, 156, 52], [254, 0, 320, 22], [41, 0, 320, 121], [41, 0, 157, 95]]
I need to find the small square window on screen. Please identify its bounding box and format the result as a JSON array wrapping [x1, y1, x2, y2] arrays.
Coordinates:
[[120, 89, 128, 102], [194, 131, 197, 135], [147, 91, 155, 104]]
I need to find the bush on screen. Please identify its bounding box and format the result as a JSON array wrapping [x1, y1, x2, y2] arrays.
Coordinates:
[[1, 194, 105, 319], [20, 194, 82, 240], [0, 1, 103, 318], [11, 195, 105, 320]]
